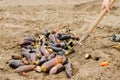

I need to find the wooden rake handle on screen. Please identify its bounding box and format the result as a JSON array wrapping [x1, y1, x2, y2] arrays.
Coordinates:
[[79, 0, 116, 43]]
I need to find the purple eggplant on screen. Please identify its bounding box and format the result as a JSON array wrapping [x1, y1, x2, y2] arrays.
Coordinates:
[[65, 63, 73, 78], [14, 65, 36, 73], [49, 63, 65, 75], [50, 42, 66, 47], [9, 60, 24, 69], [41, 55, 66, 72], [50, 46, 63, 52], [59, 34, 71, 40]]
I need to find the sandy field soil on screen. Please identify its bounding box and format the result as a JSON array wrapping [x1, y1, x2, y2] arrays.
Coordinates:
[[0, 0, 120, 80]]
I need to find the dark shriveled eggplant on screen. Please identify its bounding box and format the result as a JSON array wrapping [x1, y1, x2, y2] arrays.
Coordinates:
[[65, 63, 73, 78], [9, 60, 24, 69], [59, 34, 71, 40], [50, 46, 63, 52]]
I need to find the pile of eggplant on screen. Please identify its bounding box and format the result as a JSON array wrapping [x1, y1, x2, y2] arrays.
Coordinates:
[[8, 28, 79, 78]]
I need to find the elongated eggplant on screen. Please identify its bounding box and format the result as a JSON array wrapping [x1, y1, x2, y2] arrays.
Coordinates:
[[50, 42, 66, 47], [9, 60, 24, 69], [59, 34, 71, 40], [14, 65, 36, 73], [20, 34, 35, 47], [40, 46, 50, 57], [20, 43, 32, 48], [49, 34, 57, 44], [49, 43, 61, 47], [49, 63, 64, 75], [65, 63, 73, 78], [41, 58, 55, 72], [41, 55, 66, 72], [50, 46, 63, 52]]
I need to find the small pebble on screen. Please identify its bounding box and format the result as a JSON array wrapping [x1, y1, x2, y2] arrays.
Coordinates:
[[84, 54, 91, 59]]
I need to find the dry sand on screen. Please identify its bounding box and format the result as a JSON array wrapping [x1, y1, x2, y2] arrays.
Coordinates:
[[0, 0, 120, 80]]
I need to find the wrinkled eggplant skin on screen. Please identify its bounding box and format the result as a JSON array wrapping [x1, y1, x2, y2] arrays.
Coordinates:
[[14, 65, 36, 73], [65, 63, 73, 78]]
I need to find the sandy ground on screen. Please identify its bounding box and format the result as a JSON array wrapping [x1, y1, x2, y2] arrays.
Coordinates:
[[0, 0, 120, 80]]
